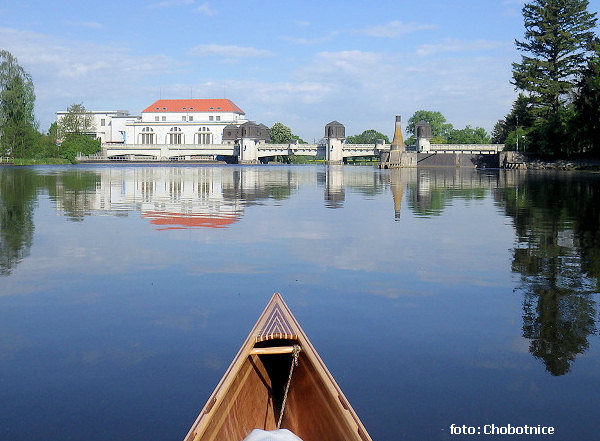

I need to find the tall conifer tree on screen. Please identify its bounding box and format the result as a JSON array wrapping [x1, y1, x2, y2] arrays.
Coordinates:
[[574, 41, 600, 153], [512, 0, 597, 117]]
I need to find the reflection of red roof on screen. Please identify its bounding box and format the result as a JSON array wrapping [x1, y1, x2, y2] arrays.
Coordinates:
[[142, 99, 245, 114], [142, 211, 240, 230]]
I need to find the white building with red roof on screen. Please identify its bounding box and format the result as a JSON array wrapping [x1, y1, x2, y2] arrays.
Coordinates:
[[125, 98, 247, 146]]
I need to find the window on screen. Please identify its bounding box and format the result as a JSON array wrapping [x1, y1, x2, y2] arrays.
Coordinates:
[[169, 127, 183, 144], [100, 118, 106, 126], [182, 116, 186, 121], [196, 127, 212, 144], [162, 116, 166, 121], [155, 116, 159, 121], [141, 127, 154, 144], [188, 116, 193, 121], [209, 116, 214, 121], [216, 116, 221, 121]]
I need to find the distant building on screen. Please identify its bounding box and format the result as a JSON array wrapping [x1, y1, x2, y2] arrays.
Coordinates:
[[125, 99, 247, 145], [56, 98, 248, 145], [55, 110, 135, 143]]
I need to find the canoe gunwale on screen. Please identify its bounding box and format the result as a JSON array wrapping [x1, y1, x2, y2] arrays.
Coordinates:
[[183, 293, 373, 441]]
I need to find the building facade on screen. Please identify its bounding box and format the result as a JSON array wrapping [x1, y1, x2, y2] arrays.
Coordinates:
[[125, 99, 246, 146], [55, 110, 136, 143], [56, 99, 248, 146]]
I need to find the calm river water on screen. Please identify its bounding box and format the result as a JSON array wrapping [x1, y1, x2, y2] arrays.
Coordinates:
[[1, 164, 599, 441]]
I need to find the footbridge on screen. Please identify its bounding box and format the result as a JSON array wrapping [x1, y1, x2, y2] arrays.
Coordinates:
[[100, 139, 389, 164], [94, 120, 389, 164]]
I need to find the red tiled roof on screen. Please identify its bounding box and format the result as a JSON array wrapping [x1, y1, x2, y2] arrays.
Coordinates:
[[142, 99, 245, 114], [142, 211, 240, 230]]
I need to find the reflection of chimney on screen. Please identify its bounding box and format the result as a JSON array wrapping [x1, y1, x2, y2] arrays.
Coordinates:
[[390, 115, 405, 151], [390, 170, 404, 220]]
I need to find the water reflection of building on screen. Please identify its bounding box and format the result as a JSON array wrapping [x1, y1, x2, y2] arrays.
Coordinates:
[[388, 168, 501, 219], [51, 167, 327, 229], [78, 168, 245, 230], [389, 169, 416, 220], [324, 166, 345, 208]]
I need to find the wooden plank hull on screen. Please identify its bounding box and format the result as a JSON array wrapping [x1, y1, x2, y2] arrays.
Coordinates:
[[183, 293, 372, 441]]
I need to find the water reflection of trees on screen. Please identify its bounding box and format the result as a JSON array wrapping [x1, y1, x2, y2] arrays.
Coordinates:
[[496, 171, 600, 376], [44, 171, 101, 221], [389, 168, 496, 218], [0, 168, 36, 275], [0, 169, 101, 275]]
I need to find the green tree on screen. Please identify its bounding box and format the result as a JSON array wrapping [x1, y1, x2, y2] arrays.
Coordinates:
[[493, 94, 537, 146], [57, 103, 95, 139], [512, 0, 597, 119], [573, 41, 600, 154], [33, 122, 61, 158], [446, 126, 490, 144], [405, 110, 453, 144], [59, 134, 101, 163], [268, 122, 293, 144], [0, 50, 37, 158], [346, 129, 389, 144], [291, 134, 306, 144], [491, 120, 507, 144]]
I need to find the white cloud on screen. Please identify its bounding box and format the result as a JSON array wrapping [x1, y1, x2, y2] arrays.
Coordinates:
[[190, 44, 272, 58], [359, 20, 437, 38], [0, 26, 181, 129], [280, 31, 340, 45], [148, 0, 194, 9], [65, 21, 103, 29], [417, 38, 507, 57], [194, 2, 218, 16]]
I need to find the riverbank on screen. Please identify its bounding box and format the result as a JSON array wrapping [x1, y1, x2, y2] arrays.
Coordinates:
[[2, 154, 600, 170], [0, 157, 71, 166], [512, 152, 600, 171], [525, 158, 600, 170], [499, 151, 600, 171]]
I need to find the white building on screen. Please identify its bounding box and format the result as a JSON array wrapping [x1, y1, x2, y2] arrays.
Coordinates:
[[56, 99, 247, 146], [125, 98, 247, 146], [55, 110, 137, 143]]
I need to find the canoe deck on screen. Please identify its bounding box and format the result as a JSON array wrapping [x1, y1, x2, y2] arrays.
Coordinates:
[[183, 293, 372, 441]]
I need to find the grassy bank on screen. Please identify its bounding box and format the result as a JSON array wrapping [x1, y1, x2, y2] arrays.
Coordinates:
[[2, 158, 72, 166]]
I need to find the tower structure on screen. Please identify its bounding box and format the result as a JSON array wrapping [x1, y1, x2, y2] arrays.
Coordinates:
[[325, 121, 345, 163], [415, 120, 432, 153], [390, 115, 406, 151]]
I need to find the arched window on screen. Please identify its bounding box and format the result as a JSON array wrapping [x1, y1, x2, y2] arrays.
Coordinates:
[[169, 127, 183, 144], [196, 127, 212, 144], [141, 127, 154, 144]]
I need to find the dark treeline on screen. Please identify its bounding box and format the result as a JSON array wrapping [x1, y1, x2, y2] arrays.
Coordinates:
[[492, 0, 599, 157]]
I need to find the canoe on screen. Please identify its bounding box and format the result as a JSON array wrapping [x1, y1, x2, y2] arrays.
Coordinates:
[[183, 293, 373, 441]]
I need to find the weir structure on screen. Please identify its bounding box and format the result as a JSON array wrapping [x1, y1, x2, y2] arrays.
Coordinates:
[[379, 117, 504, 169], [95, 121, 389, 164], [91, 116, 504, 167]]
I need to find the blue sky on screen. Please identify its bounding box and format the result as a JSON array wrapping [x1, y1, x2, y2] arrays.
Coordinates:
[[2, 0, 599, 142]]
